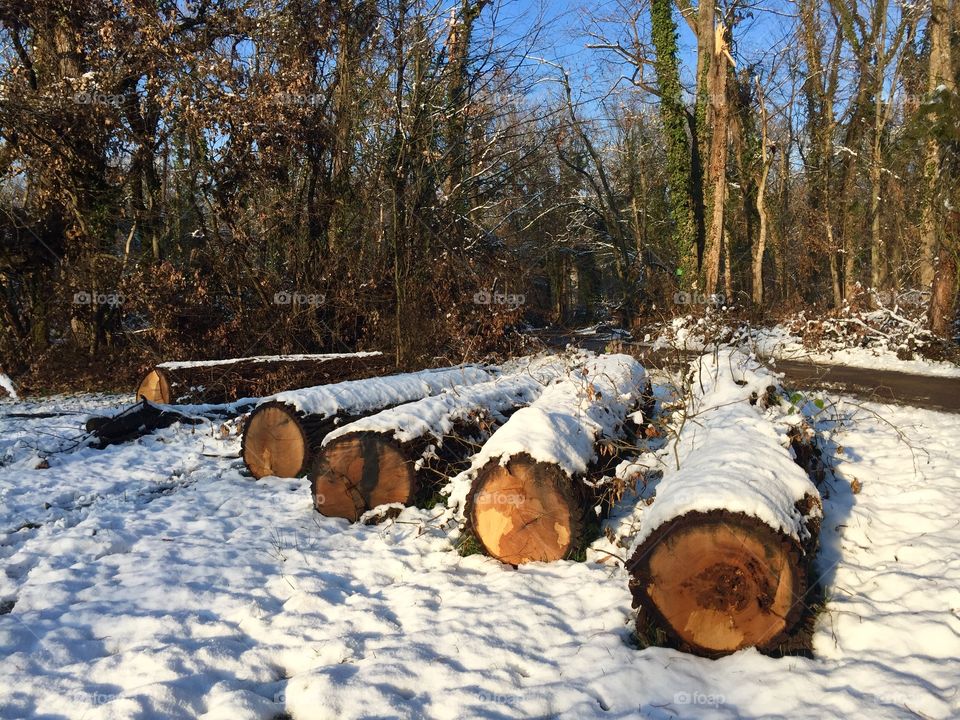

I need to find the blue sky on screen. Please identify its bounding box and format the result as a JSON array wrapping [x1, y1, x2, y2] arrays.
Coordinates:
[[473, 0, 801, 117]]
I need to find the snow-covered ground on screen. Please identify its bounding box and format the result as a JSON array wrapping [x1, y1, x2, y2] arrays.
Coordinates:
[[651, 308, 960, 378], [744, 325, 960, 378], [1, 390, 958, 719]]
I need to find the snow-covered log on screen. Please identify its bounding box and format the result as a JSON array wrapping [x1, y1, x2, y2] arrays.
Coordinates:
[[310, 359, 565, 521], [241, 365, 491, 479], [0, 370, 17, 400], [463, 354, 646, 565], [626, 351, 822, 657], [136, 351, 389, 405]]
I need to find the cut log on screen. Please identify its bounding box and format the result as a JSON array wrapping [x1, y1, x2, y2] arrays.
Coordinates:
[[463, 353, 646, 565], [467, 454, 594, 564], [312, 433, 415, 521], [136, 352, 389, 405], [310, 366, 560, 520], [241, 365, 491, 479], [87, 400, 203, 448], [626, 351, 822, 657]]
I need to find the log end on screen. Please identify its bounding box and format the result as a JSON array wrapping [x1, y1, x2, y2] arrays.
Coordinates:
[[242, 403, 308, 479], [311, 433, 416, 521], [466, 455, 585, 565], [136, 369, 170, 405], [628, 510, 805, 656]]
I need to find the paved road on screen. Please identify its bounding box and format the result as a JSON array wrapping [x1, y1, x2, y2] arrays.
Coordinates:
[[535, 329, 960, 413], [756, 358, 960, 413]]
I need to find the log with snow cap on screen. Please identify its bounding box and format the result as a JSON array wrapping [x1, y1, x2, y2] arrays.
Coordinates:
[[626, 350, 822, 657], [463, 353, 646, 565], [309, 356, 568, 521], [241, 365, 491, 480], [137, 351, 390, 405]]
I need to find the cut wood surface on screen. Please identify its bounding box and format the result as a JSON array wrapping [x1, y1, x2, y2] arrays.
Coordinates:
[[136, 352, 389, 405], [241, 365, 491, 479], [626, 351, 822, 657], [311, 360, 563, 520], [462, 353, 646, 565]]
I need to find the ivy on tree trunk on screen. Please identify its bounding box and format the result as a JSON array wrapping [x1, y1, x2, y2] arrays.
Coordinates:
[[650, 0, 697, 286]]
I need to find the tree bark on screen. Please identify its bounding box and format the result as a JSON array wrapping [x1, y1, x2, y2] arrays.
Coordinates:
[[464, 355, 646, 564], [136, 352, 390, 405], [920, 0, 956, 288], [753, 79, 772, 306], [702, 23, 732, 296], [929, 211, 959, 337], [310, 370, 552, 520], [650, 0, 697, 282], [241, 365, 491, 479]]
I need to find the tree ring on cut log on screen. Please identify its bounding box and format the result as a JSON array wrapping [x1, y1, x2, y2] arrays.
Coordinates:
[[627, 510, 805, 656], [311, 433, 416, 520], [466, 454, 586, 565], [242, 402, 308, 479], [137, 369, 171, 404]]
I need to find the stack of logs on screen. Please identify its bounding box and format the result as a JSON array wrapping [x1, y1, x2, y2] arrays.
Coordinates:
[[108, 347, 822, 659], [241, 365, 491, 480]]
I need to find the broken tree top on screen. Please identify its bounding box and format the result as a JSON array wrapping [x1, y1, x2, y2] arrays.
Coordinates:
[[628, 351, 822, 554]]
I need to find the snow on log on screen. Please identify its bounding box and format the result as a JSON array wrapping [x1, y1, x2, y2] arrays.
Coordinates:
[[0, 371, 17, 400], [626, 351, 822, 657], [136, 351, 390, 405], [310, 358, 565, 521], [241, 365, 492, 480], [462, 353, 646, 565]]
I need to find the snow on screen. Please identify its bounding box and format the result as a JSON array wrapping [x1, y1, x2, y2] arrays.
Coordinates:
[[443, 354, 645, 516], [0, 374, 17, 401], [156, 352, 382, 371], [747, 325, 960, 378], [1, 379, 959, 718], [467, 353, 645, 475], [628, 351, 821, 551], [652, 306, 960, 378], [322, 357, 565, 446], [266, 365, 492, 417]]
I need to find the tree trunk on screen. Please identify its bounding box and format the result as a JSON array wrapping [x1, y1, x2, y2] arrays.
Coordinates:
[[464, 354, 646, 564], [241, 365, 491, 479], [650, 0, 697, 281], [626, 353, 821, 657], [310, 369, 556, 520], [929, 212, 959, 337], [702, 23, 732, 295], [136, 352, 390, 405], [920, 0, 955, 287], [753, 79, 771, 306], [628, 508, 815, 657], [467, 453, 596, 564], [86, 399, 204, 448]]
